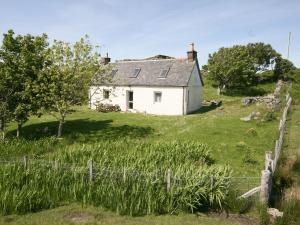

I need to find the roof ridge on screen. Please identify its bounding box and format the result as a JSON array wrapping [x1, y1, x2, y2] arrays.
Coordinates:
[[115, 58, 188, 63]]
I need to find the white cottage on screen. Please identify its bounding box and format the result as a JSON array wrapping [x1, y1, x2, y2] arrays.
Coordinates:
[[89, 44, 204, 115]]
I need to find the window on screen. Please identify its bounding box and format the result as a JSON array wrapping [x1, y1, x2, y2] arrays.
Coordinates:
[[103, 90, 110, 99], [154, 92, 162, 103], [129, 68, 141, 78], [158, 68, 169, 78]]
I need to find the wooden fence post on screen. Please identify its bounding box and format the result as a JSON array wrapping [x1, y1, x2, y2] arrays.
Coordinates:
[[265, 151, 273, 172], [166, 168, 172, 192], [260, 169, 271, 204], [88, 160, 93, 182]]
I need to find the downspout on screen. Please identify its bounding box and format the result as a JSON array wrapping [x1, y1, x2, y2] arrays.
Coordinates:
[[182, 87, 185, 115]]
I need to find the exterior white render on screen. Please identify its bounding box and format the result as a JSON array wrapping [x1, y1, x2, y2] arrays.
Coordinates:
[[89, 45, 203, 115]]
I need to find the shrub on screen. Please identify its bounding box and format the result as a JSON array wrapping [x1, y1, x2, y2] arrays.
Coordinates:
[[263, 111, 277, 122], [95, 103, 121, 113]]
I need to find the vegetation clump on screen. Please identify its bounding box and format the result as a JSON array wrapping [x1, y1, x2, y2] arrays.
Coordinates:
[[0, 141, 232, 216]]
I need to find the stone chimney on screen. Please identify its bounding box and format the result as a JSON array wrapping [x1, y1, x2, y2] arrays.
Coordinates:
[[187, 43, 197, 62], [103, 53, 111, 64]]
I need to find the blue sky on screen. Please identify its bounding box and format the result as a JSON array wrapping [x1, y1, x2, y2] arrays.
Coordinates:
[[0, 0, 299, 67]]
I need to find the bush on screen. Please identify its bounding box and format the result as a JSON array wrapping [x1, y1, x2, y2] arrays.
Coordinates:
[[225, 190, 254, 214], [95, 103, 121, 113], [263, 111, 277, 122]]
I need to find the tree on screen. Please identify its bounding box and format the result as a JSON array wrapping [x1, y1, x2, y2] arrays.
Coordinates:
[[206, 45, 257, 93], [274, 57, 296, 80], [0, 30, 48, 137], [41, 36, 109, 137], [206, 43, 287, 93], [246, 43, 278, 71], [0, 64, 12, 139]]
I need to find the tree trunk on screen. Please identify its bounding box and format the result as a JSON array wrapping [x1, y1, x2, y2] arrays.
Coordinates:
[[16, 122, 22, 138], [0, 118, 5, 140], [57, 116, 65, 138]]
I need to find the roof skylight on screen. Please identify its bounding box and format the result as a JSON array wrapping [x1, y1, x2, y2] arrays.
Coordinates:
[[158, 68, 170, 78], [129, 68, 141, 78]]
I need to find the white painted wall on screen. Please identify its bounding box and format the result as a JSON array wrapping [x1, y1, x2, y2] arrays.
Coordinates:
[[186, 65, 203, 113], [90, 85, 185, 115]]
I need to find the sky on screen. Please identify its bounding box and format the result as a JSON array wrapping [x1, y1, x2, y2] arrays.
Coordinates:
[[0, 0, 299, 67]]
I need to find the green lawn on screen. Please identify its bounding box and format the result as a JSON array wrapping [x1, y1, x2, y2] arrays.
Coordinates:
[[0, 204, 248, 225], [0, 81, 279, 224], [5, 81, 278, 176]]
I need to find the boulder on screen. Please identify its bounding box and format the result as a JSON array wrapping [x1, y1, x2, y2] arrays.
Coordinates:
[[267, 208, 283, 218]]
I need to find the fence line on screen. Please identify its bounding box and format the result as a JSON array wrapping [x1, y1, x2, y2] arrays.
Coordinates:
[[0, 156, 260, 193], [239, 93, 293, 203]]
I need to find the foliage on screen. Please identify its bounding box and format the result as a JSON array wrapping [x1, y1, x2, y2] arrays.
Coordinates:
[[263, 111, 277, 122], [285, 69, 300, 104], [275, 200, 300, 225], [205, 42, 295, 93], [0, 141, 232, 216], [0, 30, 48, 137], [95, 103, 121, 113], [206, 45, 257, 92], [274, 58, 296, 80], [39, 36, 110, 137], [258, 204, 270, 225], [224, 190, 254, 214]]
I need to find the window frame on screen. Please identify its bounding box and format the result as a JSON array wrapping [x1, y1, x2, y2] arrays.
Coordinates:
[[154, 91, 162, 103], [103, 89, 110, 99]]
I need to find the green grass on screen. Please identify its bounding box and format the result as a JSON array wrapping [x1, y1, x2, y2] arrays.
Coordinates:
[[0, 80, 279, 223], [4, 81, 278, 176], [0, 203, 245, 225]]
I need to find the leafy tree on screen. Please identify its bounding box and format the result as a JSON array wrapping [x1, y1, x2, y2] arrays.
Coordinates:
[[206, 42, 292, 93], [206, 45, 257, 93], [246, 43, 278, 71], [40, 36, 109, 137], [274, 57, 296, 80], [0, 64, 12, 139], [0, 30, 48, 137]]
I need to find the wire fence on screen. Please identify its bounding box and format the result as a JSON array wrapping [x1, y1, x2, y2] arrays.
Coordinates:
[[0, 156, 261, 193]]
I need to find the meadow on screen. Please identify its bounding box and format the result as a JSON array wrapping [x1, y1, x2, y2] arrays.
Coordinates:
[[0, 79, 281, 221], [3, 80, 278, 176]]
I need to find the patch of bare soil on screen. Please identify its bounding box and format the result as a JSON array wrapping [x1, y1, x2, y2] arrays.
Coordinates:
[[207, 212, 259, 225], [64, 211, 94, 223]]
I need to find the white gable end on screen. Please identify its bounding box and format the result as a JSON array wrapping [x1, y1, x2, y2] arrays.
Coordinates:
[[186, 65, 203, 113]]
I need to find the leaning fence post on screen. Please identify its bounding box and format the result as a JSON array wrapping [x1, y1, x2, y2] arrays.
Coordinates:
[[265, 151, 273, 172], [88, 159, 93, 182], [260, 169, 271, 204], [23, 156, 28, 169], [166, 168, 172, 192]]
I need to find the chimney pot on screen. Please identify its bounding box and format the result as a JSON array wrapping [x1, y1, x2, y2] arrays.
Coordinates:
[[187, 43, 197, 62], [103, 52, 111, 64]]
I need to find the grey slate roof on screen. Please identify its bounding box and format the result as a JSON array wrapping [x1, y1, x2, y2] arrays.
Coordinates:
[[97, 58, 199, 87]]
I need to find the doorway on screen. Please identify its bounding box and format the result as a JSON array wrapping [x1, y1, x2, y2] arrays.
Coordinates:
[[127, 91, 133, 109]]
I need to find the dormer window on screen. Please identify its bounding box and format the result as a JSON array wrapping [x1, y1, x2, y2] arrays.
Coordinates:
[[129, 68, 141, 78], [158, 68, 169, 79]]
